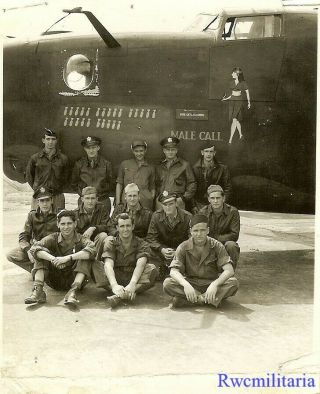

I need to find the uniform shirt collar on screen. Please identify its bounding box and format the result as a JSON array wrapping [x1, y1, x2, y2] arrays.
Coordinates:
[[161, 156, 180, 165], [40, 148, 59, 158], [159, 206, 181, 222], [194, 157, 218, 168], [115, 234, 138, 252], [184, 237, 212, 263], [57, 231, 81, 244], [125, 203, 142, 213], [35, 206, 54, 216], [208, 203, 229, 215], [79, 203, 98, 214], [134, 159, 148, 167], [86, 155, 100, 167]]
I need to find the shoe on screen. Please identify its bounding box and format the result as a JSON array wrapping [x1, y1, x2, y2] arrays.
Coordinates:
[[64, 286, 79, 305], [107, 295, 123, 309], [171, 296, 193, 308], [25, 284, 46, 304]]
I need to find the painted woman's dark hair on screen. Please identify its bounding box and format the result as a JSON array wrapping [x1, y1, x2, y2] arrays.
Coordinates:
[[233, 67, 245, 82]]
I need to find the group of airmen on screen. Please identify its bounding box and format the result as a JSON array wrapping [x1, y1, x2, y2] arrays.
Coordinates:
[[7, 128, 240, 309]]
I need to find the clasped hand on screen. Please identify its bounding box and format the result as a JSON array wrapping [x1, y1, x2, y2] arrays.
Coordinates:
[[111, 283, 136, 300], [204, 283, 218, 304], [161, 248, 175, 260], [51, 256, 71, 269]]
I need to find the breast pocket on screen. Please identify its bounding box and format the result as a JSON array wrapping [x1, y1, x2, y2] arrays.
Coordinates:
[[124, 167, 135, 182], [97, 165, 107, 178]]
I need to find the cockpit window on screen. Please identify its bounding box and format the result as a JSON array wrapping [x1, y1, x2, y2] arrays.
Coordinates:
[[63, 54, 94, 91], [222, 15, 281, 40], [184, 14, 219, 32], [203, 16, 221, 32]]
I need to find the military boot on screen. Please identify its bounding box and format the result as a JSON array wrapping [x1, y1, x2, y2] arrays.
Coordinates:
[[25, 283, 46, 304], [64, 283, 80, 306]]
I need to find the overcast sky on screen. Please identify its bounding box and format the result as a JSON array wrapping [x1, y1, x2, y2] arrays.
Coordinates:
[[2, 0, 287, 37]]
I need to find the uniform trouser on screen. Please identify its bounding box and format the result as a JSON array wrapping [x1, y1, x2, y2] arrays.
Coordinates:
[[92, 260, 158, 294], [31, 193, 65, 211], [32, 258, 93, 291], [6, 247, 34, 273], [94, 232, 108, 261], [163, 277, 239, 307], [224, 241, 240, 270]]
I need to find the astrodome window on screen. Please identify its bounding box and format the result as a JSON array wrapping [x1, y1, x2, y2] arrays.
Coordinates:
[[63, 54, 94, 91]]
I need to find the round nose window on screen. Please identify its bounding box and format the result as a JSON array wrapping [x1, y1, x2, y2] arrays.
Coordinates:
[[64, 54, 93, 91]]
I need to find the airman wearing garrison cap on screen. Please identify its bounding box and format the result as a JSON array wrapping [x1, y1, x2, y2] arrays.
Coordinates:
[[163, 214, 239, 308], [73, 186, 112, 260], [199, 185, 240, 269], [111, 183, 152, 238], [7, 186, 58, 273], [192, 144, 232, 213], [26, 128, 69, 211], [146, 190, 191, 280], [156, 136, 196, 211], [71, 136, 113, 214], [91, 212, 158, 309], [116, 140, 155, 210], [27, 210, 96, 306]]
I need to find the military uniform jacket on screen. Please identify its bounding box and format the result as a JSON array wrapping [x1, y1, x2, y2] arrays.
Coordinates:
[[199, 203, 240, 243], [110, 203, 152, 238], [18, 208, 58, 250], [102, 235, 150, 273], [192, 158, 232, 204], [146, 207, 192, 252], [71, 155, 113, 198], [30, 232, 96, 260], [73, 203, 112, 239], [169, 236, 231, 281], [156, 157, 196, 201], [26, 149, 69, 194]]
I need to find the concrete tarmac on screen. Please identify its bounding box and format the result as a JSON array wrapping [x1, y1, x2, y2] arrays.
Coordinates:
[[1, 191, 317, 393]]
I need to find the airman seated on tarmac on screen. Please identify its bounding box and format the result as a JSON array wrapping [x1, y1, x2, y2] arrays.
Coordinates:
[[192, 144, 232, 213], [71, 136, 113, 215], [163, 214, 239, 308], [146, 191, 192, 280], [199, 185, 240, 269], [111, 183, 152, 238], [26, 210, 96, 306], [73, 186, 113, 260], [116, 140, 156, 210], [6, 187, 58, 273], [26, 128, 69, 211], [155, 136, 196, 211], [91, 213, 158, 309]]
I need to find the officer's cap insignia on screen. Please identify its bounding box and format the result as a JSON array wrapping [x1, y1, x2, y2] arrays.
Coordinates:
[[87, 136, 92, 142], [168, 138, 173, 143], [163, 191, 169, 197], [40, 187, 45, 193]]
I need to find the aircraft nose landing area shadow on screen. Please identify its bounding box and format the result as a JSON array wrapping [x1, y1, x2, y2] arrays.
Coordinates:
[[235, 249, 314, 305]]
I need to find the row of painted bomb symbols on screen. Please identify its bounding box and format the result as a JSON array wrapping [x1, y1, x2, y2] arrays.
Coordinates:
[[63, 117, 122, 129], [63, 106, 157, 119]]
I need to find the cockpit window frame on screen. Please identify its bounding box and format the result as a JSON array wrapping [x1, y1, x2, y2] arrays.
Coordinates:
[[220, 14, 283, 41]]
